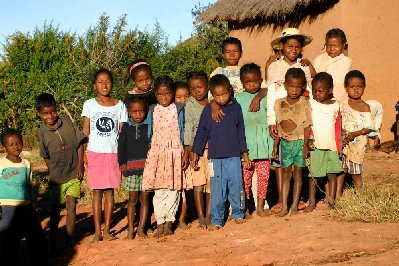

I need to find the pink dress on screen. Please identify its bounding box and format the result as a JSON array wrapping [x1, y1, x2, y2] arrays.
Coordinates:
[[143, 104, 187, 190]]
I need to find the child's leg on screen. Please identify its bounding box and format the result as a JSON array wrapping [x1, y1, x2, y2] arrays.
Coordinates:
[[255, 160, 271, 216], [241, 162, 254, 214], [126, 191, 139, 239], [49, 204, 61, 248], [65, 195, 77, 246], [103, 189, 115, 239], [178, 190, 190, 229], [327, 174, 337, 207], [336, 173, 345, 198], [194, 185, 206, 227], [210, 159, 227, 226], [92, 189, 103, 242], [153, 189, 167, 236], [0, 206, 19, 265], [353, 174, 363, 189], [138, 191, 150, 237], [276, 167, 283, 204], [290, 166, 303, 214], [279, 166, 292, 217], [205, 192, 211, 225], [164, 190, 180, 235], [226, 157, 245, 222], [305, 178, 316, 213]]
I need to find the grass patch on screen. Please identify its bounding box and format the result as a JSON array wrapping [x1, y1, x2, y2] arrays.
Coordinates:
[[331, 184, 399, 223]]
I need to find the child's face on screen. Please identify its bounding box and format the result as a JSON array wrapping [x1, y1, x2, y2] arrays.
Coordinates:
[[282, 38, 302, 62], [38, 105, 58, 127], [284, 77, 305, 99], [212, 85, 231, 106], [134, 69, 152, 92], [222, 43, 242, 66], [189, 78, 208, 102], [345, 77, 365, 100], [241, 71, 262, 94], [312, 81, 332, 103], [3, 134, 23, 158], [155, 86, 174, 107], [94, 73, 112, 97], [326, 37, 345, 58], [175, 87, 190, 103], [128, 102, 146, 124]]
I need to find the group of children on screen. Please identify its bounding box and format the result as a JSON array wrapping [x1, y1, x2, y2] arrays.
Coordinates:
[[0, 27, 383, 264]]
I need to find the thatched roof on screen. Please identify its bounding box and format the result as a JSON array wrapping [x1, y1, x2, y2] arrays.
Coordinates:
[[199, 0, 339, 26]]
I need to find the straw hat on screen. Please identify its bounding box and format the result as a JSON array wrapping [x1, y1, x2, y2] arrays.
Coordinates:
[[270, 28, 313, 49]]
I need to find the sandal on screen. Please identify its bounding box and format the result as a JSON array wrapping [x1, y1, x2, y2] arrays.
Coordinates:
[[297, 201, 306, 211], [271, 203, 283, 214]]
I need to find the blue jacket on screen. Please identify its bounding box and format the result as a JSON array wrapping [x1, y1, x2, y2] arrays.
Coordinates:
[[192, 99, 248, 159]]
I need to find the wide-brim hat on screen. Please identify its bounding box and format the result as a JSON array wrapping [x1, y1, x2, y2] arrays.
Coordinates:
[[270, 28, 313, 49]]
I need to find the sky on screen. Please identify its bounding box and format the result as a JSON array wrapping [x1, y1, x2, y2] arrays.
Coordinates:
[[0, 0, 215, 52]]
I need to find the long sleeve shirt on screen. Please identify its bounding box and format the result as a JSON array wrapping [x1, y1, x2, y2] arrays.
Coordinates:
[[192, 99, 248, 159]]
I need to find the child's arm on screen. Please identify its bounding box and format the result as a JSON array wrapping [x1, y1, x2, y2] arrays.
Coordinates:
[[300, 58, 317, 78], [82, 117, 90, 165], [272, 137, 280, 160], [191, 109, 209, 160], [343, 128, 371, 146], [248, 87, 268, 112], [210, 99, 225, 122], [182, 147, 190, 170], [242, 152, 251, 169], [303, 126, 312, 158], [117, 124, 128, 172], [267, 84, 279, 139], [76, 144, 84, 180]]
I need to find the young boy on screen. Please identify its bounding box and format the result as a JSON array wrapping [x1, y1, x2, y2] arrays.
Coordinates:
[[272, 68, 312, 217], [304, 72, 343, 212], [191, 74, 250, 230], [0, 128, 47, 265], [35, 93, 86, 250]]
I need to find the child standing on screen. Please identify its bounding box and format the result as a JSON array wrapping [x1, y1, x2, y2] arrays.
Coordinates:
[[184, 72, 211, 228], [304, 73, 343, 212], [236, 63, 274, 217], [142, 76, 185, 237], [192, 74, 250, 230], [338, 70, 375, 192], [117, 97, 150, 239], [0, 129, 47, 266], [272, 68, 312, 217], [313, 29, 352, 102], [127, 59, 156, 105], [35, 93, 86, 250], [82, 68, 128, 242]]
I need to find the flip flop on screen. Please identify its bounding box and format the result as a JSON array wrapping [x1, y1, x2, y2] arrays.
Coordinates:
[[271, 203, 283, 214], [298, 201, 306, 210]]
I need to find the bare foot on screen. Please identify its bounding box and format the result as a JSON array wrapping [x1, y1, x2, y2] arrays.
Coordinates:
[[208, 224, 222, 231], [91, 233, 103, 243], [205, 216, 211, 227], [278, 208, 288, 217], [289, 206, 299, 215], [124, 231, 134, 240], [198, 218, 207, 229], [178, 222, 192, 230], [257, 208, 272, 217], [136, 228, 147, 239], [155, 223, 165, 238], [234, 218, 246, 224], [245, 211, 253, 219], [103, 232, 117, 241], [164, 221, 173, 236], [304, 204, 315, 213]]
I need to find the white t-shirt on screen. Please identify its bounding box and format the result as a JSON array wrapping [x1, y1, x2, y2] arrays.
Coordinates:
[[82, 98, 128, 153], [309, 98, 339, 151]]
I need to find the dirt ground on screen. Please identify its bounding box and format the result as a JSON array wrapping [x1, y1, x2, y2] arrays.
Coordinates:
[[32, 152, 399, 265]]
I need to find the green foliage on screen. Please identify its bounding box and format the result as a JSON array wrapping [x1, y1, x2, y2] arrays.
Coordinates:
[[0, 6, 227, 145]]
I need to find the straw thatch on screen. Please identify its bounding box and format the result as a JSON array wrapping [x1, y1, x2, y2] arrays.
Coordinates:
[[199, 0, 339, 26]]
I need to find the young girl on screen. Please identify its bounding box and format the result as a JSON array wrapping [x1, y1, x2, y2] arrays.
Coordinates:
[[82, 68, 128, 242], [313, 28, 352, 102], [304, 73, 343, 212], [338, 70, 376, 193], [272, 68, 312, 217], [174, 81, 192, 229], [184, 72, 211, 228], [142, 76, 185, 237], [127, 59, 156, 105], [118, 97, 150, 239], [236, 63, 274, 217]]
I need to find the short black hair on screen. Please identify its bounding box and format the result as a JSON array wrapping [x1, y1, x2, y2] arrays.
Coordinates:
[[128, 59, 152, 81], [36, 93, 57, 111], [281, 36, 305, 47], [345, 70, 366, 87], [92, 68, 113, 84], [312, 72, 333, 89], [187, 71, 209, 86], [209, 74, 232, 94], [124, 95, 147, 111], [222, 37, 242, 53], [240, 63, 261, 80], [1, 128, 23, 146], [175, 81, 190, 91], [326, 28, 347, 44], [154, 75, 175, 92], [285, 68, 307, 85]]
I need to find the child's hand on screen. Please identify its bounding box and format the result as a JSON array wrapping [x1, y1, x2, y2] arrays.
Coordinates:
[[242, 152, 252, 169], [210, 100, 225, 122], [249, 96, 261, 112], [76, 163, 84, 180], [343, 132, 357, 145], [266, 54, 281, 65], [269, 125, 279, 140], [300, 58, 312, 67], [182, 150, 190, 170], [272, 146, 279, 160], [190, 152, 200, 170], [303, 146, 310, 158]]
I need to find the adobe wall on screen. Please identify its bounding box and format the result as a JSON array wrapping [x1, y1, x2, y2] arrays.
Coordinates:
[[230, 0, 399, 141]]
